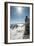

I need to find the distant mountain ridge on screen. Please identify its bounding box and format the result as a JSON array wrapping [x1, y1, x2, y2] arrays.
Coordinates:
[[10, 24, 24, 29]]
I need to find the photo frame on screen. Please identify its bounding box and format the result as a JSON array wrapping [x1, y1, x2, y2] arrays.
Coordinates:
[[5, 2, 33, 44]]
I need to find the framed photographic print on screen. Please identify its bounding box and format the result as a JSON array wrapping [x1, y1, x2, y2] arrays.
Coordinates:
[[5, 2, 33, 44]]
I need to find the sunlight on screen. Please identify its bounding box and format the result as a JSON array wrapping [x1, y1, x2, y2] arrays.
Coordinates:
[[17, 7, 22, 15]]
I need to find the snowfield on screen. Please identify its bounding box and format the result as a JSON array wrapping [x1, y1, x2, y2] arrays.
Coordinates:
[[10, 24, 25, 40]]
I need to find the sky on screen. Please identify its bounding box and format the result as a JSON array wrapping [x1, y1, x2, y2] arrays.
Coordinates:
[[10, 6, 30, 24]]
